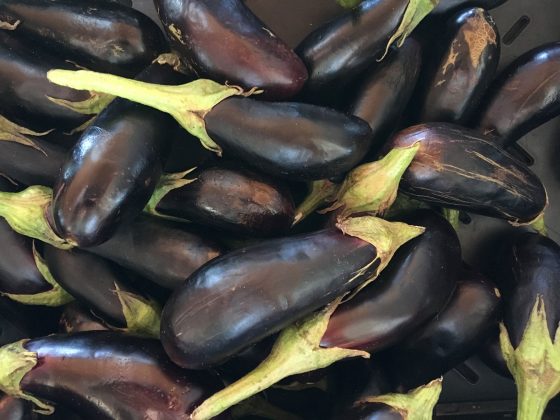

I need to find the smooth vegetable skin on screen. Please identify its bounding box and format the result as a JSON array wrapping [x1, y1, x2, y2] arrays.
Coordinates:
[[89, 215, 223, 290], [59, 302, 110, 334], [0, 394, 34, 420], [321, 211, 459, 351], [418, 8, 500, 125], [154, 165, 295, 236], [0, 332, 224, 419], [0, 0, 166, 77], [477, 42, 560, 148], [154, 0, 308, 100], [478, 327, 510, 378], [52, 60, 188, 248], [387, 123, 548, 224], [432, 0, 508, 15]]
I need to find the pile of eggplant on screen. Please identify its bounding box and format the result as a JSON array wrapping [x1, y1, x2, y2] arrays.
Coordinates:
[[0, 0, 559, 418]]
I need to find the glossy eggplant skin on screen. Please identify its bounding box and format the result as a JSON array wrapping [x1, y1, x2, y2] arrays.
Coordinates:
[[419, 8, 500, 125], [89, 215, 223, 290], [321, 211, 459, 351], [432, 0, 508, 15], [335, 402, 403, 420], [154, 0, 307, 100], [296, 0, 409, 95], [0, 0, 166, 77], [0, 394, 35, 420], [0, 31, 91, 131], [494, 233, 560, 348], [161, 229, 379, 369], [155, 166, 295, 236], [477, 42, 560, 147], [384, 269, 501, 390], [18, 332, 223, 420], [59, 302, 110, 334], [205, 98, 372, 180], [387, 123, 547, 223], [479, 327, 511, 377], [52, 61, 188, 248], [349, 39, 422, 152]]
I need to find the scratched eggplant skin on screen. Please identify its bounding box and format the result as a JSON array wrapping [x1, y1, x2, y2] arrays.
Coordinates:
[[386, 123, 547, 223], [419, 8, 500, 125]]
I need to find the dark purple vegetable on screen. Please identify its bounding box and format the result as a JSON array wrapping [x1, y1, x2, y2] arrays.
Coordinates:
[[154, 0, 308, 100], [432, 0, 508, 15], [161, 216, 423, 369], [0, 298, 33, 347], [0, 394, 34, 420], [321, 210, 459, 351], [59, 302, 110, 334], [418, 8, 500, 125], [0, 332, 224, 419], [477, 42, 560, 148], [478, 327, 511, 378], [89, 215, 223, 290], [52, 58, 188, 248], [384, 268, 501, 390], [386, 123, 548, 224], [0, 0, 166, 77]]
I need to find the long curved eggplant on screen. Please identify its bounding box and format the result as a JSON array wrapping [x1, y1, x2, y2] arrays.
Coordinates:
[[432, 0, 508, 15], [0, 0, 166, 77], [384, 268, 501, 391], [0, 332, 224, 419], [154, 0, 307, 100], [0, 394, 34, 420], [296, 0, 437, 96], [348, 38, 422, 152], [161, 216, 424, 369], [321, 210, 459, 352], [477, 42, 560, 148], [90, 215, 223, 290], [44, 245, 160, 336], [52, 58, 188, 248], [386, 123, 548, 224], [150, 165, 295, 236], [59, 302, 110, 334], [494, 232, 560, 419], [418, 8, 500, 125]]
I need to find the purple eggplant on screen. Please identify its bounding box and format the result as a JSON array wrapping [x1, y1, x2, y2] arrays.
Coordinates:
[[0, 394, 34, 420], [59, 302, 110, 334], [478, 327, 510, 378], [0, 332, 225, 419]]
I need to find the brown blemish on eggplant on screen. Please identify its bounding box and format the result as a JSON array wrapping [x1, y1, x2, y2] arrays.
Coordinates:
[[463, 9, 497, 69], [0, 19, 20, 30], [168, 24, 186, 45]]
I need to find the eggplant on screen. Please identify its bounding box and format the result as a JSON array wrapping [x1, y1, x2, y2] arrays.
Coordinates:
[[0, 332, 224, 419], [477, 42, 560, 148], [383, 267, 501, 391], [52, 58, 189, 248], [478, 327, 511, 378], [0, 0, 166, 77], [161, 216, 423, 369], [321, 210, 459, 352], [432, 0, 509, 15], [386, 123, 548, 224], [0, 394, 34, 420], [44, 245, 160, 336], [150, 165, 295, 237], [90, 215, 223, 290], [494, 232, 560, 420], [418, 8, 500, 125], [59, 302, 110, 334], [296, 0, 437, 96], [154, 0, 308, 100], [348, 38, 422, 152]]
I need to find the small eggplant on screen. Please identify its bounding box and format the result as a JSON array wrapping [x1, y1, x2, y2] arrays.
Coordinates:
[[0, 0, 166, 77], [321, 210, 460, 352], [52, 56, 189, 247], [148, 165, 295, 237], [46, 71, 373, 180], [154, 0, 308, 100], [296, 0, 437, 96], [494, 232, 560, 420], [44, 245, 160, 337], [386, 123, 548, 225], [418, 8, 500, 125], [59, 302, 110, 334], [348, 38, 422, 152], [477, 42, 560, 148], [384, 268, 501, 391], [0, 332, 224, 419], [0, 394, 35, 420], [432, 0, 509, 15]]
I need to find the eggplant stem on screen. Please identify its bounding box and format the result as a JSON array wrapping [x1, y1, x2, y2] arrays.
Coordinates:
[[144, 168, 197, 221], [0, 115, 52, 154], [114, 284, 161, 338], [190, 297, 370, 420], [293, 179, 339, 226], [337, 0, 362, 8], [441, 208, 460, 231], [46, 91, 114, 115]]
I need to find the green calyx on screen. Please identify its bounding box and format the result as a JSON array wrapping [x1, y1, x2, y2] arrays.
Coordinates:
[[4, 243, 73, 307], [292, 179, 339, 226], [0, 115, 52, 153], [0, 186, 74, 249], [190, 296, 369, 420], [47, 91, 114, 116], [47, 69, 263, 155], [321, 144, 419, 221], [441, 208, 460, 231], [384, 193, 431, 220], [337, 0, 362, 8], [529, 213, 547, 237], [500, 295, 560, 420], [114, 284, 161, 338], [358, 378, 443, 420], [0, 340, 54, 415], [381, 0, 440, 60], [144, 168, 197, 221]]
